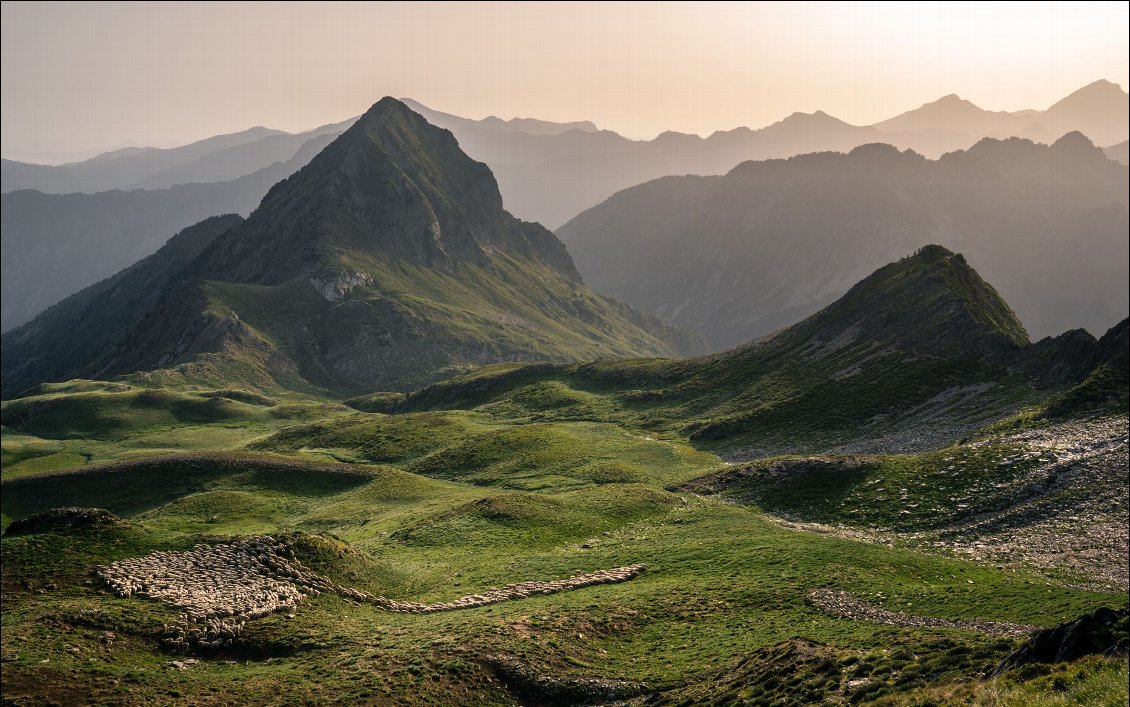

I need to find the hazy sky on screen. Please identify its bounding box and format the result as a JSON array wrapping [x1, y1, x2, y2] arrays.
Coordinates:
[[2, 1, 1127, 163]]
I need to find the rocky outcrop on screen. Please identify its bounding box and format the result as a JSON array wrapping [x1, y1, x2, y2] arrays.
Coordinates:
[[993, 606, 1129, 675], [99, 535, 646, 649], [308, 270, 373, 302], [3, 507, 125, 536]]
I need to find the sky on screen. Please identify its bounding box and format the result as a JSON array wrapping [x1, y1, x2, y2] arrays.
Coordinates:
[[2, 1, 1127, 164]]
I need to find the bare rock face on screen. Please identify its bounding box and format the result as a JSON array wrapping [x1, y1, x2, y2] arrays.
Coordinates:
[[309, 270, 374, 302], [993, 606, 1129, 675], [98, 534, 647, 649]]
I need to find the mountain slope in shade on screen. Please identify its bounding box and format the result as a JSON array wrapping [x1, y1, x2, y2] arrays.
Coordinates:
[[0, 98, 701, 398], [0, 126, 286, 193], [366, 246, 1120, 454], [1105, 140, 1129, 165], [0, 133, 337, 332], [1041, 80, 1130, 147], [1, 215, 243, 394], [558, 134, 1128, 349]]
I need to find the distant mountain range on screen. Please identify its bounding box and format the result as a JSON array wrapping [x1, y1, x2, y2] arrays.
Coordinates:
[[0, 98, 700, 399], [0, 120, 352, 194], [874, 80, 1128, 147], [1105, 140, 1129, 165], [1, 80, 1126, 331], [421, 80, 1128, 228], [558, 133, 1129, 349], [0, 133, 337, 331]]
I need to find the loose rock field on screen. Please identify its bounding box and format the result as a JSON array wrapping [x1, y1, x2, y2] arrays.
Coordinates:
[[807, 589, 1038, 638]]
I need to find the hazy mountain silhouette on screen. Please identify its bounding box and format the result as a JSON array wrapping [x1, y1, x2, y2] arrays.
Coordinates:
[[400, 98, 599, 136], [1, 98, 700, 398], [0, 133, 337, 332], [0, 103, 600, 195], [1040, 80, 1129, 147], [557, 134, 1128, 349], [1, 126, 287, 193], [406, 81, 1128, 227], [874, 94, 1048, 137], [1104, 140, 1129, 165], [3, 81, 1124, 328]]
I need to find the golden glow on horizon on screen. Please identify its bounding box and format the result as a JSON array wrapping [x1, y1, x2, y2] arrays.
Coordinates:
[[2, 1, 1127, 163]]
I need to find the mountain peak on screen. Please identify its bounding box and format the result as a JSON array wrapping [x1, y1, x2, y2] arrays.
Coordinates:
[[934, 93, 969, 105], [195, 96, 579, 285], [792, 244, 1029, 360], [1051, 130, 1100, 153], [358, 95, 418, 122], [1071, 79, 1123, 96]]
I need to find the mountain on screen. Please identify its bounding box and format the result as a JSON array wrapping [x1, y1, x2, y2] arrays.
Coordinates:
[[0, 133, 337, 332], [399, 82, 1127, 229], [1, 126, 284, 193], [557, 134, 1129, 350], [1040, 79, 1129, 147], [1105, 140, 1129, 165], [874, 93, 1047, 137], [0, 98, 701, 398], [5, 83, 1124, 329], [3, 246, 1123, 706], [363, 245, 1121, 454], [399, 98, 598, 136], [0, 121, 353, 194], [0, 215, 243, 393], [873, 81, 1130, 147]]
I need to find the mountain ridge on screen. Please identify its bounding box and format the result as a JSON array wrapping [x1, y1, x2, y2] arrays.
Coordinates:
[[557, 133, 1129, 348], [1, 98, 702, 398]]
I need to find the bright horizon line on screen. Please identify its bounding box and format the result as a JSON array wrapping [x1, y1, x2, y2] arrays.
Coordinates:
[[5, 77, 1124, 166]]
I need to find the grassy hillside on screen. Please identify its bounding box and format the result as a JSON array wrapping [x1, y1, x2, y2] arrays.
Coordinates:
[[2, 243, 1125, 704]]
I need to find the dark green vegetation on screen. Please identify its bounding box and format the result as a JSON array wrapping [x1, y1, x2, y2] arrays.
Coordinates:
[[1, 97, 701, 399], [558, 132, 1129, 347], [2, 442, 1125, 704]]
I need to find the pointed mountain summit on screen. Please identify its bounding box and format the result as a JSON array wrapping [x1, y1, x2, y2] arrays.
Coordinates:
[[194, 97, 578, 284], [384, 245, 1115, 453], [1, 98, 702, 398], [783, 244, 1029, 361], [874, 93, 1032, 135]]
